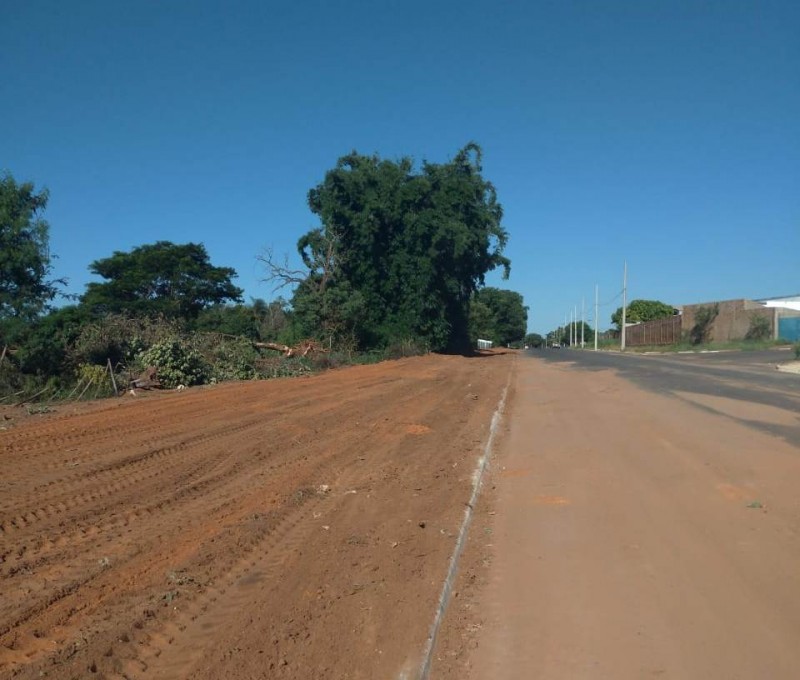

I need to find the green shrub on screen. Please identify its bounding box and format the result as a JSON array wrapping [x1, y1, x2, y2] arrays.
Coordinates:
[[190, 334, 260, 382], [0, 366, 63, 402], [745, 313, 771, 341], [137, 339, 210, 388], [690, 304, 719, 345], [384, 338, 428, 359], [794, 342, 800, 360], [76, 363, 110, 386], [69, 314, 183, 369]]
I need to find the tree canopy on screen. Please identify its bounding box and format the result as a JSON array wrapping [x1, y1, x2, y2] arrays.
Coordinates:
[[193, 299, 291, 341], [0, 173, 61, 331], [279, 143, 510, 352], [611, 299, 675, 329], [82, 241, 243, 319], [469, 287, 527, 346], [548, 321, 594, 346], [524, 333, 544, 348]]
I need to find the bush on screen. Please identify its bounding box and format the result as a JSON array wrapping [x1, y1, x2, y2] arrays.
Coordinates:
[[745, 313, 771, 341], [137, 339, 210, 388], [690, 304, 719, 345], [73, 363, 119, 399], [70, 314, 183, 369], [76, 363, 110, 387], [384, 338, 428, 359], [794, 342, 800, 360], [0, 363, 63, 402], [190, 334, 260, 382]]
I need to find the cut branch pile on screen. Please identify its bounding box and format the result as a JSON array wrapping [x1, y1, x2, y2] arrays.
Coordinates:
[[129, 366, 161, 390]]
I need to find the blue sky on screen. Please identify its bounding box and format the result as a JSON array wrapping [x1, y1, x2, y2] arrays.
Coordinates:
[[3, 0, 798, 333]]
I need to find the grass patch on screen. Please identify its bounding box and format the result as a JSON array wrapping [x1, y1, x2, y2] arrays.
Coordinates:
[[570, 338, 791, 354], [621, 339, 789, 354]]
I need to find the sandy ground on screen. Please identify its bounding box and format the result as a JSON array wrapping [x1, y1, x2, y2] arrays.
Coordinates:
[[0, 352, 513, 680], [776, 359, 800, 374], [433, 356, 800, 679]]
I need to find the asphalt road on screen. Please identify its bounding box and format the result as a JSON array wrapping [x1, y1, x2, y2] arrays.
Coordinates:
[[527, 348, 800, 446]]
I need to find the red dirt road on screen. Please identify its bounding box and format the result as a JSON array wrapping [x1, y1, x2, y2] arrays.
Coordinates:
[[434, 356, 800, 679], [0, 353, 513, 680]]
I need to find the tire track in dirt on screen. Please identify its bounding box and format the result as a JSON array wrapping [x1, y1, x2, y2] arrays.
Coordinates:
[[126, 479, 340, 678], [0, 415, 267, 529], [0, 353, 513, 680], [1, 426, 333, 642], [3, 369, 431, 643]]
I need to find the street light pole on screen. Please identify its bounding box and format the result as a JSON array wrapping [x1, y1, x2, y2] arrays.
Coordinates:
[[621, 261, 628, 351], [594, 284, 599, 351], [581, 298, 585, 348], [573, 305, 577, 348]]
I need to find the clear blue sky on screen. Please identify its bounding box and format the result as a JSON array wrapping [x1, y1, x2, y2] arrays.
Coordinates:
[[3, 0, 798, 334]]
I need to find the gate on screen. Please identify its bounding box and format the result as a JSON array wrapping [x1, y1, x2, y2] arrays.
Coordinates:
[[625, 316, 682, 346], [778, 317, 800, 341]]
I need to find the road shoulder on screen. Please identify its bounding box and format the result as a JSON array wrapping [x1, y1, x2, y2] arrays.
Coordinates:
[[433, 355, 800, 679]]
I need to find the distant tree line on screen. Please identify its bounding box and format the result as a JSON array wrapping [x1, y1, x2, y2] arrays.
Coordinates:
[[0, 146, 527, 395]]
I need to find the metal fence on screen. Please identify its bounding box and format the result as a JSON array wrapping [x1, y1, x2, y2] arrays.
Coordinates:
[[778, 317, 800, 342], [625, 316, 682, 346]]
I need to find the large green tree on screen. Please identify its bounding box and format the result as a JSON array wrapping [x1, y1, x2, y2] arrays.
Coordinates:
[[470, 287, 528, 346], [611, 299, 675, 329], [525, 333, 544, 348], [279, 144, 510, 352], [0, 173, 62, 332], [82, 241, 243, 319], [549, 321, 594, 346], [11, 305, 91, 376], [468, 299, 495, 346]]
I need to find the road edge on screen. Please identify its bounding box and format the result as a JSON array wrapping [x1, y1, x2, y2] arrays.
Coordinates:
[[416, 363, 513, 680]]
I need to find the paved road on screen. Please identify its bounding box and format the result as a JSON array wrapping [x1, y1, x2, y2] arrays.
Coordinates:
[[530, 348, 800, 445], [457, 352, 800, 680]]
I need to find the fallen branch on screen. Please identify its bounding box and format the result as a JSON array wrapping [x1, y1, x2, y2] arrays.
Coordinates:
[[253, 340, 328, 358], [253, 341, 293, 355], [129, 366, 161, 390]]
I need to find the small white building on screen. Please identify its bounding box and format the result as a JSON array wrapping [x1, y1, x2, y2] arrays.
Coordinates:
[[759, 294, 800, 312], [757, 294, 800, 341], [477, 338, 493, 350]]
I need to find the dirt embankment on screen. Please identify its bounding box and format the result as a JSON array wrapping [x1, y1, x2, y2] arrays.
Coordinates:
[[0, 352, 514, 680]]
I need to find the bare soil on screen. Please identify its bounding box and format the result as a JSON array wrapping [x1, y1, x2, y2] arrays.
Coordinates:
[[0, 352, 514, 680]]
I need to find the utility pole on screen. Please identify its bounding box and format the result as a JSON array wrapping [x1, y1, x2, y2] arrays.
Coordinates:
[[594, 284, 599, 351], [621, 261, 628, 351], [568, 311, 572, 347], [581, 298, 585, 348], [573, 305, 577, 348], [571, 309, 575, 347], [567, 312, 571, 347]]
